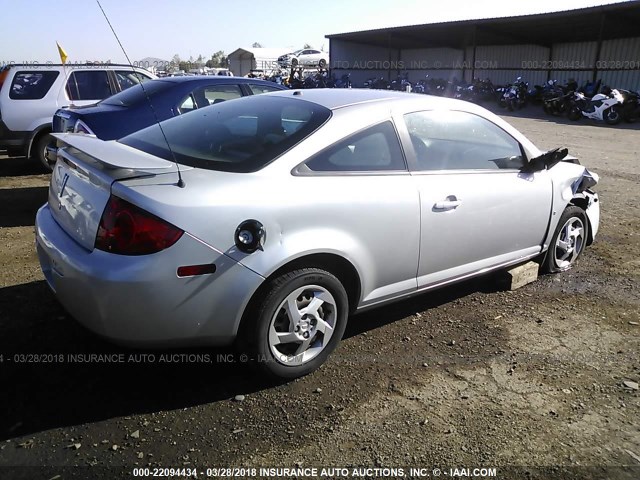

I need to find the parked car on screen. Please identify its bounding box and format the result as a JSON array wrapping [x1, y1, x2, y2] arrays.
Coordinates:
[[278, 49, 329, 68], [36, 90, 599, 379], [47, 76, 286, 169], [0, 63, 155, 169]]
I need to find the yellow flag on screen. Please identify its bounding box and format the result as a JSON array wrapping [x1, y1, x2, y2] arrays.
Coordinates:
[[56, 42, 68, 64]]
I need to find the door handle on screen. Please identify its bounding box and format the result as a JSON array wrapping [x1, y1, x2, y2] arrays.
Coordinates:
[[434, 197, 462, 210]]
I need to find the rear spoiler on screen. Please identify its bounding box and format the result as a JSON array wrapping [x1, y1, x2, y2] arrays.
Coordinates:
[[52, 133, 175, 170]]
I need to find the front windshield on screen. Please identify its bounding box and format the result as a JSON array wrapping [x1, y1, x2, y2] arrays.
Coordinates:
[[119, 95, 331, 172]]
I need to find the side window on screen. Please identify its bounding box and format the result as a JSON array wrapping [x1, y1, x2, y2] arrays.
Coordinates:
[[115, 70, 152, 91], [247, 83, 283, 95], [305, 121, 406, 172], [192, 84, 242, 107], [178, 94, 197, 114], [9, 71, 60, 100], [405, 110, 525, 171], [66, 71, 112, 101]]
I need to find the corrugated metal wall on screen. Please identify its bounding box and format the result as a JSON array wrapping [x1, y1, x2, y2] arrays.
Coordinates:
[[598, 37, 640, 90], [330, 37, 640, 90], [400, 47, 465, 83], [329, 39, 401, 86]]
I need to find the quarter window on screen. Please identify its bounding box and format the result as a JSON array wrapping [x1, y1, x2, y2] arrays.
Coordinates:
[[9, 71, 59, 100], [66, 71, 112, 101], [404, 110, 525, 171], [115, 70, 152, 91], [304, 121, 406, 172], [196, 84, 242, 106], [247, 83, 284, 95]]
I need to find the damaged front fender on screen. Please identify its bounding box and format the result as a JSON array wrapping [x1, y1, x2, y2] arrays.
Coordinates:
[[544, 163, 600, 249]]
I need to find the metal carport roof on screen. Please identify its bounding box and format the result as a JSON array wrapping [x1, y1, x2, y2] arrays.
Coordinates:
[[325, 1, 640, 49]]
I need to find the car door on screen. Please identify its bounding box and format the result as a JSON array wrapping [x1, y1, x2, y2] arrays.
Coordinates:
[[397, 109, 552, 288], [295, 120, 420, 307], [62, 70, 114, 107], [300, 50, 315, 65]]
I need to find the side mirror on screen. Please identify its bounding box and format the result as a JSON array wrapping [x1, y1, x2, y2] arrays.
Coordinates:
[[521, 147, 569, 173]]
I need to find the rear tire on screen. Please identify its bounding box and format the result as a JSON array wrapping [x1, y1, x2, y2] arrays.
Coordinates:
[[240, 268, 348, 379], [31, 133, 53, 172], [542, 206, 588, 274], [318, 58, 327, 68]]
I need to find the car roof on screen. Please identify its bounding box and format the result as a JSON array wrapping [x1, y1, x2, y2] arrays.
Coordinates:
[[265, 88, 463, 111], [159, 76, 281, 86]]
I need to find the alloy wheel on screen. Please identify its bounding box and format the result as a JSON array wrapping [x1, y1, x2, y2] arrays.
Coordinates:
[[554, 216, 585, 270], [268, 285, 337, 366]]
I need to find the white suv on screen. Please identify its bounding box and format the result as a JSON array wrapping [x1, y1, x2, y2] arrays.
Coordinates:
[[0, 63, 155, 169]]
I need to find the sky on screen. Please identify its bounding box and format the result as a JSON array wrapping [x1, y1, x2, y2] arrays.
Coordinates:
[[0, 0, 630, 64]]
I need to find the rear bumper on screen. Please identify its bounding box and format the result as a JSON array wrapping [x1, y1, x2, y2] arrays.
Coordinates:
[[35, 204, 264, 347]]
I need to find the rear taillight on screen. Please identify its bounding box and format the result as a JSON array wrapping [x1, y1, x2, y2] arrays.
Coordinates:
[[95, 196, 183, 255]]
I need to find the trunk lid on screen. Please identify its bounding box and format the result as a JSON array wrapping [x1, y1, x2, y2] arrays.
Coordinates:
[[53, 103, 124, 134], [48, 133, 177, 251]]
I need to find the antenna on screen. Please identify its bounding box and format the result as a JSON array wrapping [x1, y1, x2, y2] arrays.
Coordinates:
[[95, 0, 185, 188]]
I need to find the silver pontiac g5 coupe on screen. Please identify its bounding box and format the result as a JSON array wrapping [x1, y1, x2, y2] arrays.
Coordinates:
[[35, 89, 600, 378]]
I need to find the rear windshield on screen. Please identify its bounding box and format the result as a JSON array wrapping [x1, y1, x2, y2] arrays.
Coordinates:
[[9, 71, 60, 100], [119, 95, 332, 172], [101, 80, 173, 107]]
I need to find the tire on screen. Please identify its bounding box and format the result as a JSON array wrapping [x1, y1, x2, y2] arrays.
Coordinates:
[[568, 107, 582, 121], [542, 206, 588, 274], [31, 132, 53, 172], [241, 268, 348, 379], [318, 58, 327, 68], [291, 58, 298, 67], [603, 106, 622, 125]]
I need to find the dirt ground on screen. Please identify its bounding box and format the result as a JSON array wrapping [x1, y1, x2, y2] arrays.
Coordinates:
[[0, 109, 638, 480]]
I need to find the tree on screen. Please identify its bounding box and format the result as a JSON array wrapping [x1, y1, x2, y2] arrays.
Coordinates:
[[303, 43, 312, 49], [252, 42, 263, 48], [206, 50, 227, 68], [170, 54, 181, 72]]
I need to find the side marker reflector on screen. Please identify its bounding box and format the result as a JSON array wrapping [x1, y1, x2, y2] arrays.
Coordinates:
[[177, 264, 217, 277]]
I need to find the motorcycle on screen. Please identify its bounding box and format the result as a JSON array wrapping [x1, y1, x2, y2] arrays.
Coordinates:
[[363, 77, 390, 90], [543, 91, 574, 116], [618, 89, 640, 122], [334, 73, 352, 88], [390, 72, 413, 92], [529, 79, 564, 104], [567, 87, 623, 125], [500, 77, 528, 110]]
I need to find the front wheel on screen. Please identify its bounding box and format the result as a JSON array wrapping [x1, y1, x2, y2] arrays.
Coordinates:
[[542, 206, 588, 273], [568, 107, 582, 121], [242, 268, 348, 379], [603, 106, 622, 125]]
